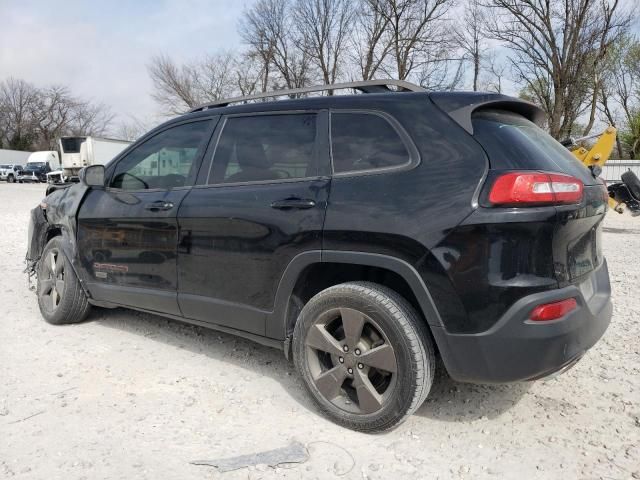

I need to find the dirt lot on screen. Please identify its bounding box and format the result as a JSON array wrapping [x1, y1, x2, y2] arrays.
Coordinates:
[[1, 182, 638, 480]]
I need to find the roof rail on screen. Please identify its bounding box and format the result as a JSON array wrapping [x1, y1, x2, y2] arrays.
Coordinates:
[[189, 79, 426, 112]]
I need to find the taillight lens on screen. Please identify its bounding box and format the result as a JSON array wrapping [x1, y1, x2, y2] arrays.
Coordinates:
[[489, 172, 584, 206], [530, 298, 577, 322]]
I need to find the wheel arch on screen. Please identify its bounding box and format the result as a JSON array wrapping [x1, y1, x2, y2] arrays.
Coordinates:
[[268, 250, 444, 356], [37, 224, 90, 298]]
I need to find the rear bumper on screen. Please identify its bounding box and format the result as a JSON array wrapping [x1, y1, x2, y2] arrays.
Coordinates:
[[432, 259, 612, 383]]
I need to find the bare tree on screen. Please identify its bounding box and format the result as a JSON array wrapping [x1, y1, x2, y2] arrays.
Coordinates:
[[240, 0, 312, 90], [239, 0, 279, 92], [599, 36, 640, 157], [114, 116, 149, 142], [68, 101, 113, 139], [371, 0, 455, 81], [454, 0, 487, 91], [480, 52, 508, 93], [352, 0, 393, 80], [148, 54, 201, 114], [192, 52, 237, 102], [0, 78, 40, 150], [32, 86, 77, 150], [485, 0, 631, 139], [148, 52, 238, 114], [0, 77, 112, 151], [294, 0, 355, 86]]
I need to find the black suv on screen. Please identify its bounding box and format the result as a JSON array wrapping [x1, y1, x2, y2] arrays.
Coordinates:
[[26, 80, 612, 432]]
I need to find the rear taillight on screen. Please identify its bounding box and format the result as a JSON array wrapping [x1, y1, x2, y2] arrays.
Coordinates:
[[530, 298, 577, 322], [489, 172, 584, 206]]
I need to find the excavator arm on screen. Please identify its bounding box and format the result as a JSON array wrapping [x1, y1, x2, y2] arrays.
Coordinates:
[[566, 126, 623, 212]]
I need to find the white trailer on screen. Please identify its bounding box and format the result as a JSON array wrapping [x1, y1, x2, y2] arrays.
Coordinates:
[[0, 149, 31, 165], [57, 136, 131, 180]]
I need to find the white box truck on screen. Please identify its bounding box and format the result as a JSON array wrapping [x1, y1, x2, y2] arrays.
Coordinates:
[[17, 151, 61, 183], [49, 136, 131, 183]]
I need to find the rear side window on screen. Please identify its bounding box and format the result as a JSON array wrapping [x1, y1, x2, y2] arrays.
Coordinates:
[[210, 114, 319, 184], [472, 110, 595, 185], [331, 112, 410, 174]]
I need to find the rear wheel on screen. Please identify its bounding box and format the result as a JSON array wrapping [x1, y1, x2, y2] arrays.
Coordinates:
[[293, 282, 435, 432], [37, 237, 91, 325]]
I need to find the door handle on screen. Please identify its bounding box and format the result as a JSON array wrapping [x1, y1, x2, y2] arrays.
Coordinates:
[[270, 198, 316, 210], [144, 200, 174, 211]]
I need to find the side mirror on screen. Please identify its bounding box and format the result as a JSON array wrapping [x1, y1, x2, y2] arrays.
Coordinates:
[[79, 165, 105, 188]]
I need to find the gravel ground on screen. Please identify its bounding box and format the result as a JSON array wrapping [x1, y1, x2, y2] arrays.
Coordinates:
[[1, 183, 638, 480]]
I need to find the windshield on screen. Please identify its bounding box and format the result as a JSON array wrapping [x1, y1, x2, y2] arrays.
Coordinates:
[[472, 110, 596, 185], [26, 162, 46, 169], [0, 165, 9, 169]]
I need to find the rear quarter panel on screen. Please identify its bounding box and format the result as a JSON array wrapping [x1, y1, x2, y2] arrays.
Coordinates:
[[323, 96, 489, 327]]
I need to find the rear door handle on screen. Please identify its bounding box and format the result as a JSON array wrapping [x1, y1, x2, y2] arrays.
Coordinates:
[[270, 198, 316, 210], [145, 200, 174, 212]]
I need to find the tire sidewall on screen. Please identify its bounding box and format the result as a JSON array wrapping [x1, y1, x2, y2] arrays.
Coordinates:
[[293, 284, 422, 430], [37, 237, 75, 323]]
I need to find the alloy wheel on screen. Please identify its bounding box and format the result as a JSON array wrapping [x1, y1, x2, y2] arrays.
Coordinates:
[[304, 307, 398, 415], [40, 249, 65, 311]]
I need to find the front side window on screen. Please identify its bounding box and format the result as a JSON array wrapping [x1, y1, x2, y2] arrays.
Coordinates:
[[331, 112, 411, 173], [110, 121, 211, 190], [210, 114, 318, 184]]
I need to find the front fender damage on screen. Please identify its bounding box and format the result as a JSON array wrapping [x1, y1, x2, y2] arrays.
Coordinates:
[[25, 183, 90, 291]]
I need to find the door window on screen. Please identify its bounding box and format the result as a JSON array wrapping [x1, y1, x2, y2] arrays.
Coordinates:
[[110, 121, 211, 190], [330, 112, 411, 173], [210, 114, 319, 184]]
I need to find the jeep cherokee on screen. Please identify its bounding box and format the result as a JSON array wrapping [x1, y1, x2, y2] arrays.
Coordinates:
[[26, 80, 612, 432]]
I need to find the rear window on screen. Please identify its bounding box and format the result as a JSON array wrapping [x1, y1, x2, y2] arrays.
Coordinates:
[[210, 114, 320, 184], [331, 112, 411, 174], [472, 110, 596, 185]]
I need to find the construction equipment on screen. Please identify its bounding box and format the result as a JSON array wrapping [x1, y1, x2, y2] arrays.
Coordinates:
[[564, 126, 640, 215]]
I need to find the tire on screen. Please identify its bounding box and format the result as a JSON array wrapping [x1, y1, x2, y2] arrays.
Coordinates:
[[293, 281, 435, 432], [36, 237, 91, 325], [621, 170, 640, 200], [7, 175, 15, 183]]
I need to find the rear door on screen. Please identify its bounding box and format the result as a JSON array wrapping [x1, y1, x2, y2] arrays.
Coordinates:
[[177, 111, 330, 336], [77, 118, 216, 314]]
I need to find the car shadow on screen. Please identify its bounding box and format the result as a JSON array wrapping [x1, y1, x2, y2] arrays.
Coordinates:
[[88, 308, 530, 423], [415, 362, 531, 421], [88, 307, 317, 413]]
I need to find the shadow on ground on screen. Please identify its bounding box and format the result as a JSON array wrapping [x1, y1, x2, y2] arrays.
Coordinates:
[[416, 364, 530, 421], [89, 308, 529, 423]]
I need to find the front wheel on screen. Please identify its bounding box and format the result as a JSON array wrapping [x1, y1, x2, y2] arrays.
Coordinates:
[[293, 282, 435, 432], [37, 237, 91, 325], [7, 175, 15, 183]]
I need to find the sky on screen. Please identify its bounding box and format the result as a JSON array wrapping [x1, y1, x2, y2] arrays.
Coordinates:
[[0, 0, 251, 125], [1, 0, 638, 131]]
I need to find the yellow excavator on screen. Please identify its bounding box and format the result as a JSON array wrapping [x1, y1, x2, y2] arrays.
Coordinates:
[[564, 126, 640, 215]]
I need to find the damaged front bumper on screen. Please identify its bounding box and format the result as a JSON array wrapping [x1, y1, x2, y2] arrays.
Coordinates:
[[25, 205, 48, 286]]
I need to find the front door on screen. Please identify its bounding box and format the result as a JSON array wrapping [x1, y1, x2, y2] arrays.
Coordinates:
[[177, 111, 330, 336], [77, 118, 216, 315]]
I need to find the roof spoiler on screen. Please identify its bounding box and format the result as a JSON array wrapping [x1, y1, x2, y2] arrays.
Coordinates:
[[429, 92, 546, 135]]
